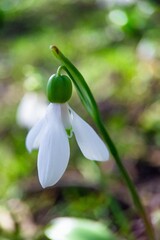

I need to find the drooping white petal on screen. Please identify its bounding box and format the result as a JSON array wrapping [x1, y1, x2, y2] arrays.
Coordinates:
[[26, 117, 45, 152], [70, 109, 109, 161], [38, 104, 70, 188]]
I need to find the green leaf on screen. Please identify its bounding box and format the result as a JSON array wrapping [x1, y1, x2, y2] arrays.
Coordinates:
[[45, 217, 117, 240]]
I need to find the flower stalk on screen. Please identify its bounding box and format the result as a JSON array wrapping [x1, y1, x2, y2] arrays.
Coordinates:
[[50, 45, 155, 240]]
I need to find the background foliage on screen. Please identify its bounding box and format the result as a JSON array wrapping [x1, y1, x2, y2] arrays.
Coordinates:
[[0, 0, 160, 239]]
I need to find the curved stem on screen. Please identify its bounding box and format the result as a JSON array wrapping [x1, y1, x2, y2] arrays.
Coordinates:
[[50, 46, 99, 119], [50, 45, 155, 239], [57, 65, 64, 76], [96, 115, 155, 240]]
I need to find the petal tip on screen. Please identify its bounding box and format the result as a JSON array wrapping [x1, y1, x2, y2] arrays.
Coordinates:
[[40, 182, 47, 189], [98, 149, 110, 162], [25, 138, 32, 153]]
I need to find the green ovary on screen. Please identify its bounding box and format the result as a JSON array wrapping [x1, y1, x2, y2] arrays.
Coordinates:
[[47, 74, 72, 103]]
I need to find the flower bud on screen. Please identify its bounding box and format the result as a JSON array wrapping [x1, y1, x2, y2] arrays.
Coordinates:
[[47, 74, 72, 103]]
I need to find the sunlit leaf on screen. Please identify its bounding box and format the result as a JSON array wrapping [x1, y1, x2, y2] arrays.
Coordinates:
[[45, 217, 117, 240]]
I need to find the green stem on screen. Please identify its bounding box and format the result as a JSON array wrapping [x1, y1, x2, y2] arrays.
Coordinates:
[[57, 65, 64, 76], [50, 45, 155, 240], [96, 116, 154, 240], [50, 46, 99, 120]]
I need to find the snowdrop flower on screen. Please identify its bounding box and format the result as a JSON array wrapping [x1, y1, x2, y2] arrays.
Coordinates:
[[26, 73, 109, 188]]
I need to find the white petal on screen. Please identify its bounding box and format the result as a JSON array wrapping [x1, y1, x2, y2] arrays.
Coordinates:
[[38, 104, 70, 188], [26, 117, 45, 152], [70, 109, 109, 161]]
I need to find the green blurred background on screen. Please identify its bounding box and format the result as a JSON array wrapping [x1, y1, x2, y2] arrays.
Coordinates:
[[0, 0, 160, 239]]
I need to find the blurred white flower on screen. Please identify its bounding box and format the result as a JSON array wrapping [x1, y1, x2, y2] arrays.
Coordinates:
[[26, 103, 109, 188], [137, 39, 156, 61], [16, 92, 47, 129]]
